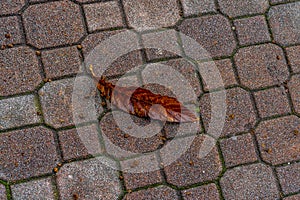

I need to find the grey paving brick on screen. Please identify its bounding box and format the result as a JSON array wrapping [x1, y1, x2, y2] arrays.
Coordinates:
[[254, 87, 291, 118], [234, 15, 271, 46], [286, 45, 300, 73], [284, 194, 300, 200], [0, 16, 24, 46], [56, 157, 122, 199], [277, 162, 300, 195], [270, 0, 295, 4], [123, 0, 180, 30], [124, 186, 179, 200], [256, 115, 300, 165], [220, 163, 279, 200], [182, 183, 220, 200], [11, 178, 55, 200], [220, 133, 258, 167], [0, 95, 41, 130], [289, 75, 300, 115], [218, 0, 269, 18], [179, 15, 237, 58], [0, 0, 25, 15], [181, 0, 216, 17], [83, 1, 124, 32], [0, 46, 42, 96], [0, 185, 6, 200], [234, 44, 289, 89], [23, 1, 85, 48], [268, 2, 300, 46], [0, 126, 60, 181]]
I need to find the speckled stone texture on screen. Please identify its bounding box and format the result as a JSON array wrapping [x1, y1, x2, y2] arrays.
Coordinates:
[[181, 0, 216, 16], [182, 183, 220, 200], [288, 75, 300, 115], [256, 115, 300, 165], [0, 46, 42, 96], [56, 158, 121, 199], [83, 1, 124, 32], [0, 95, 40, 130], [286, 45, 300, 73], [123, 0, 180, 30], [0, 16, 24, 46], [234, 44, 289, 90], [276, 162, 300, 195], [22, 0, 85, 48], [0, 126, 59, 181], [234, 15, 271, 46], [41, 46, 82, 79], [284, 194, 300, 200], [0, 185, 6, 200], [268, 2, 300, 46], [220, 163, 279, 200], [179, 15, 236, 58], [124, 186, 179, 200], [220, 133, 258, 167], [200, 87, 257, 137], [218, 0, 269, 18], [11, 178, 55, 200], [270, 0, 295, 4], [0, 0, 25, 15]]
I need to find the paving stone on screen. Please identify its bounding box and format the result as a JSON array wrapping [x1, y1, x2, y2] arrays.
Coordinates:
[[181, 0, 216, 17], [268, 2, 300, 46], [162, 135, 222, 187], [234, 15, 271, 46], [179, 15, 236, 58], [41, 46, 82, 79], [220, 133, 258, 167], [123, 0, 180, 30], [124, 186, 179, 200], [200, 87, 257, 137], [277, 162, 300, 195], [0, 16, 24, 46], [221, 163, 279, 200], [286, 45, 300, 73], [234, 44, 289, 90], [218, 0, 269, 18], [284, 194, 300, 200], [0, 185, 6, 200], [23, 1, 85, 49], [256, 115, 300, 165], [11, 178, 55, 200], [0, 46, 42, 96], [58, 124, 103, 161], [182, 183, 220, 200], [83, 1, 124, 32], [0, 95, 41, 130], [0, 126, 59, 181], [289, 75, 300, 115], [164, 121, 201, 139], [56, 157, 122, 199], [270, 0, 295, 4], [0, 0, 25, 15]]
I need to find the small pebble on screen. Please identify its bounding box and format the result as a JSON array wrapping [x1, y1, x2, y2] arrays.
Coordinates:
[[77, 45, 83, 50], [5, 33, 11, 38], [36, 51, 41, 56], [7, 43, 13, 48]]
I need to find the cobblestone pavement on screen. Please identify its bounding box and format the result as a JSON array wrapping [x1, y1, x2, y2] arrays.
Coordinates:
[[0, 0, 300, 199]]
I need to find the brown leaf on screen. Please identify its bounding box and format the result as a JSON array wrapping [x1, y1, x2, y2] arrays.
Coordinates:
[[96, 77, 198, 123]]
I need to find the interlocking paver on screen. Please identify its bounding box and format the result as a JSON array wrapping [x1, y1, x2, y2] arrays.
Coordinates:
[[277, 162, 300, 195], [124, 186, 179, 200], [83, 1, 124, 32], [11, 178, 55, 200], [256, 115, 300, 165], [0, 126, 59, 181], [181, 0, 216, 17], [182, 183, 220, 200], [284, 194, 300, 200], [123, 0, 180, 30], [58, 124, 103, 161], [268, 2, 300, 46], [0, 95, 41, 130], [286, 45, 300, 73], [179, 15, 237, 58], [234, 44, 289, 89], [0, 185, 6, 200], [220, 133, 258, 167], [200, 87, 257, 137], [220, 163, 279, 200], [23, 0, 85, 49], [164, 122, 200, 139], [56, 158, 122, 199], [0, 16, 23, 46], [0, 46, 42, 96], [254, 87, 291, 118], [270, 0, 295, 4], [218, 0, 269, 18], [41, 46, 82, 79], [289, 75, 300, 115], [234, 15, 271, 46], [162, 135, 222, 187], [0, 0, 25, 15]]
